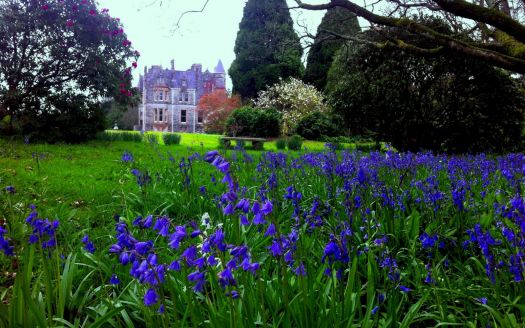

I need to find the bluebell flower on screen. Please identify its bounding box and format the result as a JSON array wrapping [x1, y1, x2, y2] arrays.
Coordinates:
[[241, 258, 260, 274], [109, 274, 120, 285], [223, 203, 235, 215], [419, 232, 438, 249], [182, 245, 197, 264], [153, 217, 170, 236], [121, 151, 133, 163], [227, 290, 240, 299], [168, 226, 186, 249], [253, 213, 267, 225], [187, 270, 206, 293], [82, 234, 96, 253], [261, 200, 273, 216], [294, 262, 306, 276], [218, 268, 236, 287], [134, 241, 153, 256], [268, 240, 283, 257], [399, 285, 411, 293], [169, 260, 181, 271], [371, 306, 379, 314], [144, 288, 158, 306], [240, 215, 250, 226], [0, 226, 14, 256], [264, 223, 276, 237], [199, 185, 207, 195]]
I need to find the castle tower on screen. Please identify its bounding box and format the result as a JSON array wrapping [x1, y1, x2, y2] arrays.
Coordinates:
[[213, 59, 226, 90]]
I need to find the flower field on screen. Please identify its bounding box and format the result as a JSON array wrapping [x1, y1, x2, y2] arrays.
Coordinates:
[[1, 139, 525, 327]]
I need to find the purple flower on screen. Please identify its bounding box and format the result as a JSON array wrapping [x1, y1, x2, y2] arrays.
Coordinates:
[[261, 200, 273, 215], [264, 223, 276, 237], [268, 240, 283, 257], [294, 262, 306, 276], [169, 260, 181, 271], [144, 288, 158, 306], [82, 234, 96, 253], [240, 215, 250, 226], [419, 232, 438, 249], [218, 268, 237, 287], [168, 226, 186, 249], [5, 186, 15, 194], [399, 285, 411, 293], [223, 203, 235, 215], [134, 241, 153, 255], [121, 151, 133, 163], [253, 213, 267, 225], [0, 226, 14, 256], [187, 270, 206, 293], [109, 274, 120, 285], [182, 245, 197, 264], [227, 290, 240, 299], [153, 217, 170, 236], [371, 306, 379, 314]]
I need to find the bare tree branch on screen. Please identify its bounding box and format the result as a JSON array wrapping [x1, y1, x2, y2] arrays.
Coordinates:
[[174, 0, 211, 31]]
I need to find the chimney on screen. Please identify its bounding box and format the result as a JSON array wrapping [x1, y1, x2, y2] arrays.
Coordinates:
[[144, 66, 147, 75], [171, 59, 175, 70]]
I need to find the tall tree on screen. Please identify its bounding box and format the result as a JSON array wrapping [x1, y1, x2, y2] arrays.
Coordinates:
[[0, 0, 138, 138], [304, 6, 360, 91], [294, 0, 525, 74], [229, 0, 304, 100], [325, 18, 525, 153]]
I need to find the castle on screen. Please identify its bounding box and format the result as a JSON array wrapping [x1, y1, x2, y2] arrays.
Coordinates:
[[137, 59, 226, 132]]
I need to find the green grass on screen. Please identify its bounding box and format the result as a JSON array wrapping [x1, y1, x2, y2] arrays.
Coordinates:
[[110, 131, 366, 151], [2, 137, 514, 327]]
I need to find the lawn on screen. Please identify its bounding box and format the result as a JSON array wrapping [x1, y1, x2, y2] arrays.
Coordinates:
[[1, 137, 524, 327]]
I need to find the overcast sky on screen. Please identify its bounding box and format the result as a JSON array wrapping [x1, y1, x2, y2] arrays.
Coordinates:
[[97, 0, 330, 89]]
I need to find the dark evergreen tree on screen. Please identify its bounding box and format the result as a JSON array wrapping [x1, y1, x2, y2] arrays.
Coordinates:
[[304, 7, 360, 91], [229, 0, 303, 100]]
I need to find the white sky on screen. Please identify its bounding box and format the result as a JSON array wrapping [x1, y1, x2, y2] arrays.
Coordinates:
[[97, 0, 331, 90]]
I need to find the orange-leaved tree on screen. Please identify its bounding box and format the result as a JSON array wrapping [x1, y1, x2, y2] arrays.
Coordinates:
[[197, 90, 241, 134]]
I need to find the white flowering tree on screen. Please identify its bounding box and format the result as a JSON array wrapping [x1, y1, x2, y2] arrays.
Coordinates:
[[255, 78, 329, 136]]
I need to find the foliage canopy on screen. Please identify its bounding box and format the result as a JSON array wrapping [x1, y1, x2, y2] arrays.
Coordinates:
[[0, 0, 138, 141], [326, 18, 525, 153]]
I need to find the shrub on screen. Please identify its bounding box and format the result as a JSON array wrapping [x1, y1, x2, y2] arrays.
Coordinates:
[[275, 139, 287, 150], [144, 133, 159, 145], [321, 135, 373, 144], [162, 133, 181, 145], [16, 95, 106, 144], [225, 107, 281, 138], [255, 78, 329, 135], [295, 111, 339, 141], [287, 135, 303, 151], [98, 131, 143, 142]]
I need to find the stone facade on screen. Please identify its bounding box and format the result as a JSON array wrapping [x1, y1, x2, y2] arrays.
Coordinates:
[[137, 59, 226, 133]]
